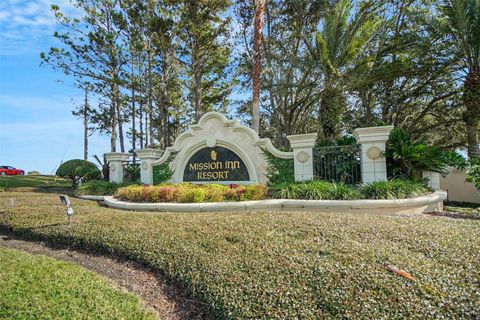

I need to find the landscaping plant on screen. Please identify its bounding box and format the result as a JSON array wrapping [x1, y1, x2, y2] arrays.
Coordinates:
[[271, 179, 430, 200], [75, 180, 129, 196], [386, 128, 466, 179], [0, 191, 478, 319], [115, 183, 268, 203], [56, 159, 102, 188], [0, 248, 154, 319]]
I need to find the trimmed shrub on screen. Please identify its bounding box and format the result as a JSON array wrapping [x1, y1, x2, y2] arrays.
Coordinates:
[[56, 159, 101, 188], [204, 184, 229, 202], [115, 183, 268, 203], [240, 184, 268, 201], [115, 185, 145, 202]]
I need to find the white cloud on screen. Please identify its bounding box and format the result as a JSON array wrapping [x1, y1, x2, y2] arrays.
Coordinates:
[[0, 0, 78, 55]]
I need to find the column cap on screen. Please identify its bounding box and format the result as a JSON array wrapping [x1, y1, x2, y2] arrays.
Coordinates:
[[353, 126, 394, 143], [105, 152, 131, 162], [287, 133, 317, 149], [136, 148, 163, 160]]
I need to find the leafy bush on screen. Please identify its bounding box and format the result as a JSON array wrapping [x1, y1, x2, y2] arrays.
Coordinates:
[[27, 171, 41, 175], [272, 180, 360, 200], [358, 179, 430, 199], [240, 184, 268, 201], [115, 183, 268, 203], [152, 152, 176, 184], [76, 180, 132, 196], [386, 128, 466, 178], [271, 179, 430, 200], [56, 159, 101, 188], [466, 159, 480, 190], [265, 151, 294, 185]]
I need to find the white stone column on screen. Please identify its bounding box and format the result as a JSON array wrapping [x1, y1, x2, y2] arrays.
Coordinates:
[[104, 152, 131, 184], [287, 133, 318, 182], [136, 149, 163, 185], [353, 126, 394, 184], [422, 171, 441, 191]]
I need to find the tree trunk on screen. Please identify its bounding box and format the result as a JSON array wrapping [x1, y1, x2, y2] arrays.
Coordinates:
[[252, 0, 265, 133], [131, 60, 136, 160], [83, 88, 89, 160], [463, 69, 480, 158], [147, 43, 154, 148], [116, 87, 125, 153], [320, 86, 343, 141], [139, 98, 144, 149], [110, 84, 117, 152], [194, 66, 202, 122]]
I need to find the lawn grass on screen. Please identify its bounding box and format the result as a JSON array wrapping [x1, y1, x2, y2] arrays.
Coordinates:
[[0, 247, 155, 320], [445, 201, 480, 218], [0, 174, 70, 191], [0, 191, 479, 319]]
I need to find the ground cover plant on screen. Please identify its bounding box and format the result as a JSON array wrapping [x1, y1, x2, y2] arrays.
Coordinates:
[[0, 247, 155, 320], [76, 180, 129, 196], [115, 183, 268, 202], [0, 191, 478, 319], [444, 201, 480, 219], [271, 179, 431, 200]]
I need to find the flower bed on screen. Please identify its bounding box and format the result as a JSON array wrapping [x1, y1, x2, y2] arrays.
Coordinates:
[[115, 183, 268, 203], [113, 179, 430, 203]]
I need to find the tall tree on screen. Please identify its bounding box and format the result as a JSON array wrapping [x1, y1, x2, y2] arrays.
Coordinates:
[[442, 0, 480, 158], [308, 0, 379, 140], [252, 0, 266, 132], [177, 0, 232, 121], [41, 0, 128, 152]]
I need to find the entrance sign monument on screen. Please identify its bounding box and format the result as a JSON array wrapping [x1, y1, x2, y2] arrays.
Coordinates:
[[105, 112, 393, 186]]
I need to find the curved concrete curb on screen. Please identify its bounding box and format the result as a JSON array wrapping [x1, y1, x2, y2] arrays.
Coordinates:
[[81, 192, 447, 214], [79, 195, 105, 201]]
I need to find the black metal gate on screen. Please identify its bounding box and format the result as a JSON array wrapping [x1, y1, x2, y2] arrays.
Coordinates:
[[123, 161, 140, 183], [313, 144, 361, 184]]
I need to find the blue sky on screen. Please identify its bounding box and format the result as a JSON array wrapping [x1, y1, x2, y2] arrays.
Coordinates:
[[0, 0, 110, 173]]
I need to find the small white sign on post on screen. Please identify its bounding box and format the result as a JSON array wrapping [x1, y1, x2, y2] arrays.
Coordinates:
[[59, 194, 74, 225]]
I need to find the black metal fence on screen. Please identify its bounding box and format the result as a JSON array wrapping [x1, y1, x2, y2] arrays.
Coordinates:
[[123, 161, 140, 183], [313, 144, 361, 184]]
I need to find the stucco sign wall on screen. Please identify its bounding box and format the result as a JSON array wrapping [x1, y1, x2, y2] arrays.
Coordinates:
[[147, 112, 293, 184]]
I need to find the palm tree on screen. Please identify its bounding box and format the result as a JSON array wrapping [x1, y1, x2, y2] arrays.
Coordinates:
[[442, 0, 480, 158], [310, 0, 378, 140], [252, 0, 266, 133]]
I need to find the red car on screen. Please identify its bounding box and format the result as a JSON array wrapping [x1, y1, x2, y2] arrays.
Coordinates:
[[0, 166, 25, 176]]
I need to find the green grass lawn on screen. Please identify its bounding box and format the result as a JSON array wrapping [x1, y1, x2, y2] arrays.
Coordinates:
[[0, 247, 155, 320], [0, 175, 71, 191], [0, 191, 479, 319], [445, 201, 480, 218]]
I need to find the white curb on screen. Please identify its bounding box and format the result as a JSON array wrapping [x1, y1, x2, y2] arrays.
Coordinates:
[[80, 192, 447, 214]]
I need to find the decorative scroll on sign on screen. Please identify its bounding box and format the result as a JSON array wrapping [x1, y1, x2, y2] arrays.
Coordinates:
[[183, 147, 250, 182]]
